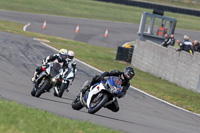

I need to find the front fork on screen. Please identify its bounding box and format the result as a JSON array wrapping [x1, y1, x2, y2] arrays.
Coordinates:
[[62, 80, 69, 91], [34, 72, 46, 89], [80, 91, 88, 108]]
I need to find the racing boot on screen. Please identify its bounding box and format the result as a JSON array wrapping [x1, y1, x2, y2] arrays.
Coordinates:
[[31, 71, 38, 82], [32, 67, 44, 82], [80, 80, 91, 93], [31, 77, 36, 82]]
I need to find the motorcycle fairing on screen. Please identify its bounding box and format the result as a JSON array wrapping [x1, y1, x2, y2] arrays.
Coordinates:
[[86, 82, 105, 108]]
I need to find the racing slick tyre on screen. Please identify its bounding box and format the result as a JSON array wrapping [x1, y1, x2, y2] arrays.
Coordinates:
[[58, 82, 68, 98], [71, 95, 84, 110], [31, 88, 36, 96], [88, 93, 108, 114], [35, 79, 50, 98]]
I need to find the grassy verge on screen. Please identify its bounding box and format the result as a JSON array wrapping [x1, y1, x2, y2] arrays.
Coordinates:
[[0, 20, 200, 115], [0, 0, 200, 31], [0, 99, 121, 133]]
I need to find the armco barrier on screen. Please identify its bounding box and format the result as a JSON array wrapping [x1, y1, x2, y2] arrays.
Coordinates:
[[131, 40, 200, 93], [96, 0, 200, 17]]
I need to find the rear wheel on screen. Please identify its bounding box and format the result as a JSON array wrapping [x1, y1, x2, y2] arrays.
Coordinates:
[[88, 93, 108, 114], [71, 95, 84, 110], [35, 79, 50, 98]]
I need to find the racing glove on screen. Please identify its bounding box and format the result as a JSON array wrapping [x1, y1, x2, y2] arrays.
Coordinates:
[[42, 62, 49, 68], [62, 68, 68, 79]]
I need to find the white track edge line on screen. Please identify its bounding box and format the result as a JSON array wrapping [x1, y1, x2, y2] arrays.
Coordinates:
[[23, 23, 30, 31], [35, 36, 200, 117]]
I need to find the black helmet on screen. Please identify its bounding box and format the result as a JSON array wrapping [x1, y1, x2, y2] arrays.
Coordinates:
[[123, 66, 135, 80]]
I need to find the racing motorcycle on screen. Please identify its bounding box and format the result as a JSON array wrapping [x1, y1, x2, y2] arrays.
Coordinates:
[[31, 62, 63, 98], [53, 67, 74, 98], [71, 76, 122, 114]]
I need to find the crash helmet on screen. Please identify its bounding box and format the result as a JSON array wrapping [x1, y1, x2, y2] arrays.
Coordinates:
[[67, 50, 75, 61], [59, 49, 68, 60], [123, 66, 135, 80]]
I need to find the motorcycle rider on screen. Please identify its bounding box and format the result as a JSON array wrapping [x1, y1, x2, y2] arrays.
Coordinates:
[[81, 66, 135, 112], [31, 49, 69, 82], [66, 50, 77, 83]]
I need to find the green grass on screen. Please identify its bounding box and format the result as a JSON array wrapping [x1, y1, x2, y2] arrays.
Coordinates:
[[0, 0, 200, 31], [0, 99, 121, 133]]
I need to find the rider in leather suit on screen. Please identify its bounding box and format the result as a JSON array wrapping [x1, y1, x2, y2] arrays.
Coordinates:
[[81, 66, 135, 112], [66, 50, 77, 82], [31, 49, 69, 82]]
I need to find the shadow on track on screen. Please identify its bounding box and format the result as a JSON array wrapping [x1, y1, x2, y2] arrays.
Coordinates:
[[39, 97, 72, 105], [77, 110, 149, 127]]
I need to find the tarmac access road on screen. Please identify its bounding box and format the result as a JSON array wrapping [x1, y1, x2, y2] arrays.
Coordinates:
[[0, 10, 200, 49]]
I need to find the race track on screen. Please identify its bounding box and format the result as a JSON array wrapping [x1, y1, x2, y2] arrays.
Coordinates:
[[0, 10, 200, 133], [1, 10, 200, 49]]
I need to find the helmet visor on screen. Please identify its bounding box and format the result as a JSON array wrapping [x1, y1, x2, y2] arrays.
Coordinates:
[[68, 55, 74, 60], [59, 53, 67, 60], [124, 71, 134, 80], [62, 54, 67, 59]]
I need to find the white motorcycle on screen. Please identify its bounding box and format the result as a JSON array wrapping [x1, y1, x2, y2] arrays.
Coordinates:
[[71, 76, 122, 114], [53, 67, 74, 98], [31, 62, 62, 98], [31, 62, 74, 98]]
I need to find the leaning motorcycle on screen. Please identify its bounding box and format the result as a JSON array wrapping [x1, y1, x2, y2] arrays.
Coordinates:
[[53, 67, 74, 98], [71, 76, 122, 114], [31, 62, 62, 98]]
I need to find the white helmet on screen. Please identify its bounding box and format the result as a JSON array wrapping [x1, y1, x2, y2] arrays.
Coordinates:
[[59, 49, 68, 60], [67, 50, 75, 61]]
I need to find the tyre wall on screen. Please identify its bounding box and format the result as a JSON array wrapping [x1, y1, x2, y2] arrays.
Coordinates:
[[116, 46, 133, 63]]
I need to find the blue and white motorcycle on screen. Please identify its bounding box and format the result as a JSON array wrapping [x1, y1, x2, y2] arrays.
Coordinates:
[[53, 67, 74, 98], [71, 76, 122, 114]]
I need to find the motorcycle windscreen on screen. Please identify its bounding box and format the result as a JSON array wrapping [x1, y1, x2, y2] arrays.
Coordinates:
[[50, 63, 62, 77], [107, 76, 122, 94]]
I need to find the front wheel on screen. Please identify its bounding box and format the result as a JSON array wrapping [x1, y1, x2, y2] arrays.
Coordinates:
[[71, 95, 84, 110], [53, 90, 58, 97], [58, 82, 69, 98], [31, 87, 36, 96], [88, 93, 108, 114], [35, 79, 50, 98]]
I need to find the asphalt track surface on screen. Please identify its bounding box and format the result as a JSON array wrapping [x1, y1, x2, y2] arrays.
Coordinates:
[[0, 10, 200, 133]]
